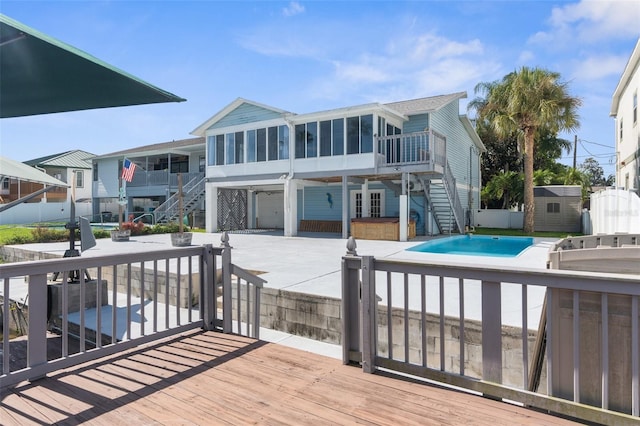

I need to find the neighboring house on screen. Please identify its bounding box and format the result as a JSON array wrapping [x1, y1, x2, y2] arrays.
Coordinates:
[[92, 137, 206, 224], [611, 37, 640, 193], [12, 150, 94, 205], [191, 92, 485, 238]]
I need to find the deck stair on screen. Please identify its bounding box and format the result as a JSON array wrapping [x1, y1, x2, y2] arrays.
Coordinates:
[[153, 177, 205, 224], [418, 163, 464, 234]]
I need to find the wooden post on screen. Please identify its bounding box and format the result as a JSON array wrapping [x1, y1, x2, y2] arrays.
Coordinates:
[[178, 173, 184, 233]]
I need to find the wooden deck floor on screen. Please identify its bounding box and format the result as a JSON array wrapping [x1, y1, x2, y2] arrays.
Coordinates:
[[1, 329, 577, 425]]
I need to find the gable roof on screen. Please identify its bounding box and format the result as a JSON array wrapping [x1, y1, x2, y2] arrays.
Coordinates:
[[95, 137, 205, 159], [610, 38, 640, 116], [191, 98, 291, 136], [385, 92, 467, 116], [24, 150, 95, 169], [0, 156, 69, 186]]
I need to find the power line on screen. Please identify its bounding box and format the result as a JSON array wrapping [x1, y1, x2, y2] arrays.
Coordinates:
[[579, 139, 614, 148]]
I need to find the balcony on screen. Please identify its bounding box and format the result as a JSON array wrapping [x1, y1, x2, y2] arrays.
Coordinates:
[[127, 170, 204, 188], [375, 129, 446, 170]]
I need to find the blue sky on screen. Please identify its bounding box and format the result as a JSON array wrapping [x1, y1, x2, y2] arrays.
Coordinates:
[[1, 1, 639, 178]]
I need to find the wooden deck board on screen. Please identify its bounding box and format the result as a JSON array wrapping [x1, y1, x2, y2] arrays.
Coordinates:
[[1, 329, 578, 425]]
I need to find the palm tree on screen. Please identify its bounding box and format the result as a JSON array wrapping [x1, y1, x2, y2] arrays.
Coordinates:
[[470, 67, 581, 233]]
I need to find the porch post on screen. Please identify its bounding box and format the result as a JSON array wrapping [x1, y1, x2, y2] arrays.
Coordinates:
[[284, 178, 298, 237], [399, 172, 408, 241], [361, 179, 370, 218], [206, 183, 218, 233], [342, 176, 349, 239]]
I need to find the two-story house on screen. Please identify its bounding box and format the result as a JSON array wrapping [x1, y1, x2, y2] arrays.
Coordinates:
[[92, 137, 206, 224], [22, 150, 94, 204], [192, 92, 484, 238], [611, 38, 640, 193]]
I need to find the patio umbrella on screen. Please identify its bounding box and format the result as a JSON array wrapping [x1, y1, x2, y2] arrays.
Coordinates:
[[0, 13, 186, 118]]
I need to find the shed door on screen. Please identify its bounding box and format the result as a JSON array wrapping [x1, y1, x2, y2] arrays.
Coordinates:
[[256, 191, 284, 228]]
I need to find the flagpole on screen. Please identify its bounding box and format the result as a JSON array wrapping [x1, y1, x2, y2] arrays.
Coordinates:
[[118, 175, 124, 229]]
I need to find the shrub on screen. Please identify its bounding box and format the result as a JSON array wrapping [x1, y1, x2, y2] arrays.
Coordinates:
[[31, 227, 68, 243]]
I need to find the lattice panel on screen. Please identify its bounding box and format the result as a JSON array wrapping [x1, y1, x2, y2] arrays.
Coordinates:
[[217, 189, 247, 230]]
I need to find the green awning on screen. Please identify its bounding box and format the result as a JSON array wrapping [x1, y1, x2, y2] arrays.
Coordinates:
[[0, 14, 186, 118]]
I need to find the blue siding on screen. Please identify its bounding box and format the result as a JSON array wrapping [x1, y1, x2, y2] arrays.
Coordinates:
[[209, 103, 284, 130], [300, 186, 343, 220], [296, 185, 427, 235], [429, 102, 481, 211], [403, 113, 429, 133]]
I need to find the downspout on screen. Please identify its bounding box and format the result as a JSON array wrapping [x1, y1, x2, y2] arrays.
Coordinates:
[[283, 116, 296, 235]]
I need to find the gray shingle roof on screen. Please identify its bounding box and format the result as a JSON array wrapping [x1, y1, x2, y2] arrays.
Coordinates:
[[95, 137, 205, 159], [384, 92, 467, 116]]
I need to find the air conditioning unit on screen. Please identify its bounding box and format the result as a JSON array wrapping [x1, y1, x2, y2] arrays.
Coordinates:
[[408, 180, 423, 192]]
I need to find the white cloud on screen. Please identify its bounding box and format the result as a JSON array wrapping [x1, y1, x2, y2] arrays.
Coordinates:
[[333, 60, 390, 84], [311, 32, 501, 104], [283, 2, 305, 17], [570, 54, 629, 81], [517, 50, 535, 65], [532, 0, 640, 44]]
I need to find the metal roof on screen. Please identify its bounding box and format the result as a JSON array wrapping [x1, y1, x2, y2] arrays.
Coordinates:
[[0, 155, 69, 186], [24, 150, 95, 170], [0, 14, 185, 118]]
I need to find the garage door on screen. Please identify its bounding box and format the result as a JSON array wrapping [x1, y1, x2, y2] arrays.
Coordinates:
[[256, 191, 284, 229]]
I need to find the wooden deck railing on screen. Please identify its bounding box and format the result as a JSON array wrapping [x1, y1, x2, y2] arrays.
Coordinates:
[[0, 233, 264, 388], [341, 237, 640, 426]]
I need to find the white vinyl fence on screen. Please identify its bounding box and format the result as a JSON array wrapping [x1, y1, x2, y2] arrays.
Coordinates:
[[589, 188, 640, 234], [0, 201, 92, 225]]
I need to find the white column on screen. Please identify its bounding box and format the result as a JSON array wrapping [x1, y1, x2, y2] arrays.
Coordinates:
[[342, 176, 349, 239], [399, 194, 408, 241], [284, 179, 298, 237], [247, 189, 255, 228], [361, 179, 370, 218], [206, 183, 218, 233]]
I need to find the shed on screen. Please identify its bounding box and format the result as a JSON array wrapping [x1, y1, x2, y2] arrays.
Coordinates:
[[533, 185, 582, 232]]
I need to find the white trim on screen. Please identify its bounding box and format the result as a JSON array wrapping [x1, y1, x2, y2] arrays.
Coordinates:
[[350, 189, 385, 218]]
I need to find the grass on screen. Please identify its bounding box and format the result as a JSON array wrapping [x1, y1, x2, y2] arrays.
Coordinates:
[[472, 227, 582, 239]]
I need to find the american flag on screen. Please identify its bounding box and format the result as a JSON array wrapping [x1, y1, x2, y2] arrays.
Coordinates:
[[121, 159, 136, 183]]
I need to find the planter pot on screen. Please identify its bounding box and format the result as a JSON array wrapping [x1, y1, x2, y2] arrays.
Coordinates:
[[110, 229, 131, 242], [171, 232, 193, 247]]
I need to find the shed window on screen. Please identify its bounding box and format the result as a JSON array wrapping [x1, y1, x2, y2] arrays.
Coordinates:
[[546, 202, 560, 213]]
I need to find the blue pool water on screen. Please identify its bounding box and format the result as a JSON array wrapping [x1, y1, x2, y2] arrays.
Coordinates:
[[407, 235, 534, 257]]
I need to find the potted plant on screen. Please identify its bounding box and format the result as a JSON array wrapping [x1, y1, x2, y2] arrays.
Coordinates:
[[111, 214, 145, 242], [171, 173, 193, 247]]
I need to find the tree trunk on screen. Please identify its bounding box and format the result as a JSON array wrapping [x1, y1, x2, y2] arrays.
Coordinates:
[[523, 128, 536, 234]]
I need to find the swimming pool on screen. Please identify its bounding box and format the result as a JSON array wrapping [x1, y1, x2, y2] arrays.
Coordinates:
[[407, 235, 534, 257]]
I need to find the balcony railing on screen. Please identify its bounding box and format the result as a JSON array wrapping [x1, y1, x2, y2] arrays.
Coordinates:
[[375, 130, 447, 167], [0, 234, 265, 388], [342, 239, 640, 425], [127, 171, 204, 188]]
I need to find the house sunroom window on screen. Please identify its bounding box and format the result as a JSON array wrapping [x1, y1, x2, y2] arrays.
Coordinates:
[[347, 114, 373, 154]]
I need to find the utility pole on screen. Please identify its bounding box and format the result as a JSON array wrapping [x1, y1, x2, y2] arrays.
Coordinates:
[[573, 135, 577, 169]]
